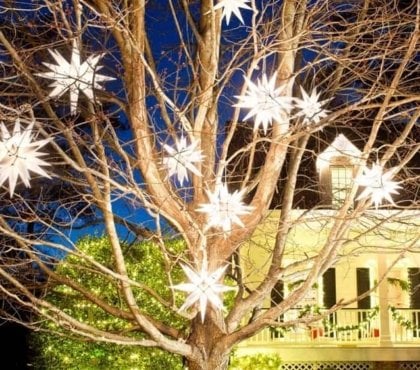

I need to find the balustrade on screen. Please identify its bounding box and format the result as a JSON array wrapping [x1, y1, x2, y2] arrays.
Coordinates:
[[242, 308, 420, 346]]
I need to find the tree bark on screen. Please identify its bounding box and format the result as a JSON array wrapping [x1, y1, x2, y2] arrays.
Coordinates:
[[187, 353, 230, 370], [186, 317, 231, 370]]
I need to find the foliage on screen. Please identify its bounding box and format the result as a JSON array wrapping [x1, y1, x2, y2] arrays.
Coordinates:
[[30, 338, 183, 370], [390, 306, 420, 331], [387, 277, 410, 292], [229, 354, 282, 370], [30, 236, 185, 370], [322, 307, 379, 333]]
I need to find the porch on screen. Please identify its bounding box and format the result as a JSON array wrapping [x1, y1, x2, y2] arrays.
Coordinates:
[[236, 308, 420, 362]]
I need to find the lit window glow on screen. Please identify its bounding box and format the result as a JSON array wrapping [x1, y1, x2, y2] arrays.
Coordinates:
[[331, 165, 353, 207]]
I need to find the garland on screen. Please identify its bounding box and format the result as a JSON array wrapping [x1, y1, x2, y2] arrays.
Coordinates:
[[269, 304, 319, 336], [298, 304, 322, 318], [270, 306, 420, 336], [322, 306, 379, 333], [269, 305, 381, 335], [390, 306, 420, 330]]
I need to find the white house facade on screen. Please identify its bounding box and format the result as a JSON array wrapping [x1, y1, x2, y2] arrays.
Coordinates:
[[236, 135, 420, 369]]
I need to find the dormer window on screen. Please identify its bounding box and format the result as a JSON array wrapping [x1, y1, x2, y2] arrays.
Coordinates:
[[331, 165, 353, 207], [316, 135, 361, 207]]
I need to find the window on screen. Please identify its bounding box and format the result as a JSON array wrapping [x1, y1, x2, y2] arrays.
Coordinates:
[[323, 268, 336, 337], [408, 268, 420, 337], [270, 281, 284, 338], [356, 268, 371, 309], [323, 268, 336, 309], [408, 268, 420, 308], [271, 280, 284, 306], [331, 165, 353, 207]]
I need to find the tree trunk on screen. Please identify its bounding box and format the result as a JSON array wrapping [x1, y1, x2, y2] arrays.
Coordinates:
[[187, 353, 230, 370], [186, 316, 231, 370]]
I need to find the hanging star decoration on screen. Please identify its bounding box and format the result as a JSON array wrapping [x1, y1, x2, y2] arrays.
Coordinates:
[[37, 41, 114, 115], [235, 73, 294, 134], [162, 136, 203, 185], [295, 86, 330, 125], [0, 119, 51, 197], [214, 0, 252, 25], [197, 183, 253, 234], [355, 163, 401, 208], [172, 263, 235, 322]]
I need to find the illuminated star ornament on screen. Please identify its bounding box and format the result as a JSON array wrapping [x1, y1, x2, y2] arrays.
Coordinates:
[[356, 163, 401, 208], [197, 183, 253, 234], [0, 119, 51, 197], [162, 136, 203, 185], [235, 73, 294, 134], [214, 0, 252, 25], [173, 264, 235, 322], [295, 86, 330, 125], [37, 41, 114, 114]]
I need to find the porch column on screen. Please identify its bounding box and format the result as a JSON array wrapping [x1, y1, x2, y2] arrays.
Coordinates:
[[378, 254, 392, 346]]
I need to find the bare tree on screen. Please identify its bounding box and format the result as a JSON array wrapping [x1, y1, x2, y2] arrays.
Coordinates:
[[0, 0, 418, 369]]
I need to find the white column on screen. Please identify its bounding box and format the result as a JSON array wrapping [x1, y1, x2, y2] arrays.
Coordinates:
[[378, 254, 393, 346]]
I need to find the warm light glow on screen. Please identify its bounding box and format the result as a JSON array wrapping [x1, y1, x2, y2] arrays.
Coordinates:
[[197, 183, 253, 234], [172, 264, 235, 322], [235, 73, 294, 134], [0, 119, 51, 196], [214, 0, 252, 25], [162, 136, 203, 185], [37, 41, 114, 114]]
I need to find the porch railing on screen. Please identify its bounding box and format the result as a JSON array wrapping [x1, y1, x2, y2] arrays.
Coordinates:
[[390, 308, 420, 342], [242, 308, 420, 345]]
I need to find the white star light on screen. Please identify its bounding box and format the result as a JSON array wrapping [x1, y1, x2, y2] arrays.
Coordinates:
[[356, 163, 401, 208], [295, 86, 330, 125], [197, 183, 253, 234], [173, 264, 235, 322], [162, 136, 203, 185], [0, 119, 51, 197], [235, 73, 294, 134], [214, 0, 252, 25], [37, 42, 114, 114]]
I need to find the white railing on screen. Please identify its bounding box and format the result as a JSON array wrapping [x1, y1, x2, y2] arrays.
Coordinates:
[[242, 308, 420, 346], [244, 308, 380, 345], [390, 308, 420, 343]]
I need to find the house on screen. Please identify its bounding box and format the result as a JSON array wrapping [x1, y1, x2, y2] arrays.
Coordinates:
[[235, 134, 420, 369]]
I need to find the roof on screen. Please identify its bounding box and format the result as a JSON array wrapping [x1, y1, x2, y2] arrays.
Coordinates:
[[316, 134, 362, 171]]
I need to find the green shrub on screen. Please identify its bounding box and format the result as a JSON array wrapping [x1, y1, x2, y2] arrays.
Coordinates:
[[30, 236, 185, 370], [229, 353, 282, 370]]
